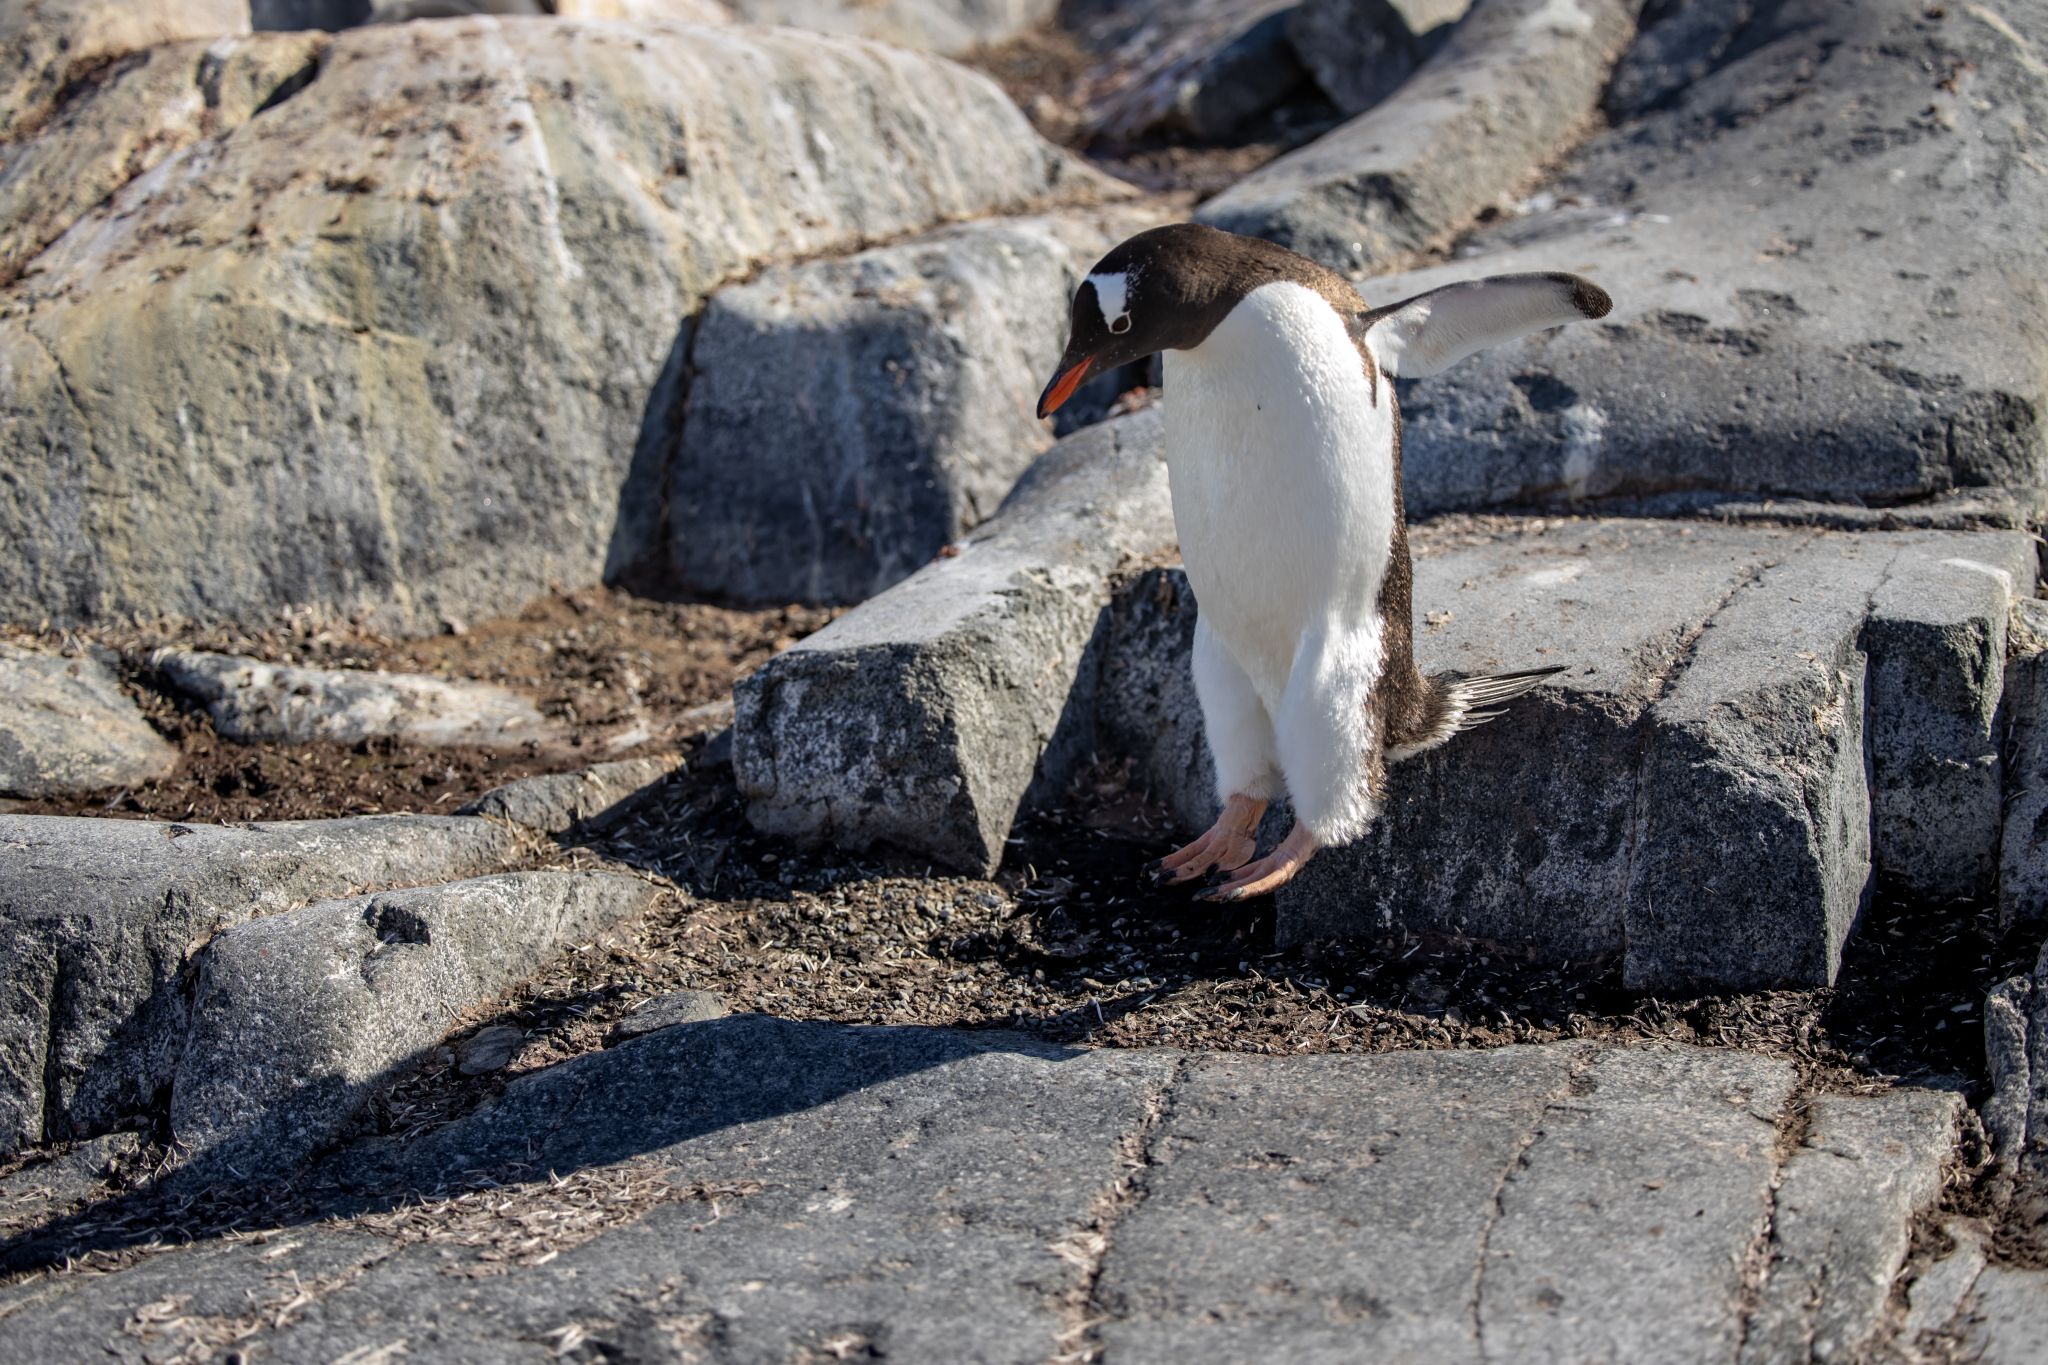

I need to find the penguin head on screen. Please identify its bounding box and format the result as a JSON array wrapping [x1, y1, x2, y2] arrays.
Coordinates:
[[1037, 223, 1349, 418]]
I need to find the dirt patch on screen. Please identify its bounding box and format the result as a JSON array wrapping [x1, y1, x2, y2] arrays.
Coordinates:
[[0, 587, 837, 823]]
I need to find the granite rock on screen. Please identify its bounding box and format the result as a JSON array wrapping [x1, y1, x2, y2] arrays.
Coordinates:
[[1194, 0, 1635, 272], [154, 648, 549, 747], [0, 16, 1112, 633], [458, 754, 681, 834], [734, 408, 1176, 874], [0, 644, 176, 797], [606, 988, 729, 1043], [1285, 0, 1423, 118], [1357, 0, 2048, 516], [0, 0, 250, 145], [1999, 598, 2048, 927], [0, 812, 520, 1155], [171, 870, 658, 1180], [607, 207, 1163, 605]]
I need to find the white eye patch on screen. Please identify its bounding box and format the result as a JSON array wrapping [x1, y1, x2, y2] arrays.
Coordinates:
[[1088, 271, 1132, 334]]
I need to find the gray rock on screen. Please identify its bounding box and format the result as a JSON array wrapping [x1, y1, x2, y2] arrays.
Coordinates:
[[1285, 0, 1421, 118], [1865, 539, 2028, 898], [154, 649, 549, 747], [726, 0, 1057, 55], [1902, 1219, 1992, 1343], [172, 870, 659, 1181], [0, 1132, 140, 1210], [458, 755, 681, 834], [454, 1023, 529, 1074], [1983, 973, 2033, 1167], [1095, 526, 2031, 991], [1604, 0, 1752, 116], [1956, 1265, 2048, 1365], [0, 812, 519, 1156], [1174, 6, 1313, 139], [252, 0, 375, 27], [607, 988, 729, 1043], [1074, 0, 1304, 141], [734, 408, 1176, 875], [607, 208, 1162, 606], [2000, 602, 2048, 926], [0, 0, 249, 145], [0, 17, 1116, 634], [1477, 1046, 1796, 1365], [1739, 1089, 1961, 1365], [1353, 0, 2048, 516], [0, 644, 176, 797], [1194, 0, 1635, 273]]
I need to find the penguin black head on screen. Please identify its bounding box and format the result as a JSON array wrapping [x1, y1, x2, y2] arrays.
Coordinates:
[[1037, 223, 1358, 419]]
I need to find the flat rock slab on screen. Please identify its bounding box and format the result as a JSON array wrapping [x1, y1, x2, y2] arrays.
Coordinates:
[[0, 813, 521, 1155], [0, 1025, 1963, 1364], [1955, 1265, 2048, 1365], [0, 644, 175, 797], [154, 649, 551, 747], [458, 754, 681, 834], [1352, 0, 2048, 513], [1098, 524, 2032, 990], [735, 408, 1176, 874], [172, 870, 660, 1182]]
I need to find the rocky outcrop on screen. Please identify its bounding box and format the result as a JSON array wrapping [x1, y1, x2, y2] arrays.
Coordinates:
[[458, 754, 681, 833], [1194, 0, 1635, 271], [0, 813, 523, 1154], [155, 648, 549, 746], [172, 870, 659, 1181], [607, 205, 1164, 605], [0, 644, 177, 797], [734, 408, 1176, 874], [0, 0, 250, 145], [1351, 0, 2048, 513], [0, 15, 1116, 633]]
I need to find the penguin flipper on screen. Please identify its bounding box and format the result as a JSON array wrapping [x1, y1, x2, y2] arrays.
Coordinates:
[[1383, 666, 1567, 764], [1359, 273, 1612, 379]]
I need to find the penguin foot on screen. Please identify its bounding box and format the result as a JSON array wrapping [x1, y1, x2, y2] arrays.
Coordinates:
[[1150, 793, 1268, 884], [1195, 821, 1320, 902]]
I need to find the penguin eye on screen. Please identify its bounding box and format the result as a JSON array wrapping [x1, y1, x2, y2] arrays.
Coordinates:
[[1108, 314, 1132, 335]]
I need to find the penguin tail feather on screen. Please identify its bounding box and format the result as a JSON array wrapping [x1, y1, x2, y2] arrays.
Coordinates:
[[1384, 665, 1567, 764]]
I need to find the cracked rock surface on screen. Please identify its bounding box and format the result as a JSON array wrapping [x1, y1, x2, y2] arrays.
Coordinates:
[[0, 1021, 1966, 1363]]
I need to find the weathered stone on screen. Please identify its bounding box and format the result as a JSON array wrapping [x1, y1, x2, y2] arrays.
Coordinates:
[[1955, 1265, 2048, 1365], [1356, 0, 2048, 516], [1478, 1046, 1796, 1364], [458, 754, 680, 834], [0, 0, 249, 145], [2000, 601, 2048, 927], [252, 0, 374, 28], [0, 644, 176, 797], [1740, 1089, 1961, 1365], [607, 206, 1163, 605], [1091, 527, 2031, 990], [606, 987, 729, 1043], [0, 1131, 140, 1210], [553, 0, 731, 17], [1902, 1219, 1992, 1343], [726, 0, 1055, 55], [1983, 974, 2033, 1166], [1074, 0, 1303, 141], [171, 870, 659, 1181], [1864, 539, 2027, 898], [154, 648, 549, 746], [0, 812, 519, 1155], [734, 408, 1175, 874], [1603, 0, 1751, 116], [1285, 0, 1421, 118], [454, 1022, 528, 1074], [0, 31, 328, 289], [1194, 0, 1634, 273], [0, 16, 1115, 633]]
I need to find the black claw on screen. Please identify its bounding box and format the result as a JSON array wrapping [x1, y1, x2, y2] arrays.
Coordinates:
[[1141, 857, 1164, 874]]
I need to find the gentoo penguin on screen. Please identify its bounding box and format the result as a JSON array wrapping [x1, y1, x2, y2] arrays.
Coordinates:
[[1036, 223, 1611, 901]]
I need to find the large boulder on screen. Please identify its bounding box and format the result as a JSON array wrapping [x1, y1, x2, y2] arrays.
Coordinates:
[[607, 206, 1163, 605], [0, 813, 521, 1154], [1352, 0, 2048, 513], [1193, 0, 1636, 271], [0, 644, 177, 797], [0, 15, 1115, 633], [0, 0, 250, 144]]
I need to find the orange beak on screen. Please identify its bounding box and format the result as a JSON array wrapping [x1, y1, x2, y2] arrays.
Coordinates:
[[1037, 357, 1096, 419]]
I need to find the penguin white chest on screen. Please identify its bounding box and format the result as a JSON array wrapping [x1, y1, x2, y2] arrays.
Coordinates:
[[1163, 282, 1396, 707]]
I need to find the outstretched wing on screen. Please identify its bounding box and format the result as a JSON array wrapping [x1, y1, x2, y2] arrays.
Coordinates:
[[1361, 272, 1611, 378], [1384, 666, 1568, 764]]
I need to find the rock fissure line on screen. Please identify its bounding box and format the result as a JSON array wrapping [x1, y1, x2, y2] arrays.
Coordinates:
[[1470, 1042, 1603, 1362], [1042, 1053, 1191, 1365], [1732, 1075, 1822, 1354]]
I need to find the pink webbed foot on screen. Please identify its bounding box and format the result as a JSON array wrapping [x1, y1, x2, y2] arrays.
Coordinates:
[[1194, 821, 1321, 902], [1145, 793, 1268, 885]]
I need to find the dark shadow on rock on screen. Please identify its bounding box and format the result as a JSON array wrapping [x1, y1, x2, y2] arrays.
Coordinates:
[[602, 315, 697, 601]]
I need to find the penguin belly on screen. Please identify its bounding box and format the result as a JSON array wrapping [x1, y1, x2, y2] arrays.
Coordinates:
[[1163, 281, 1395, 713]]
